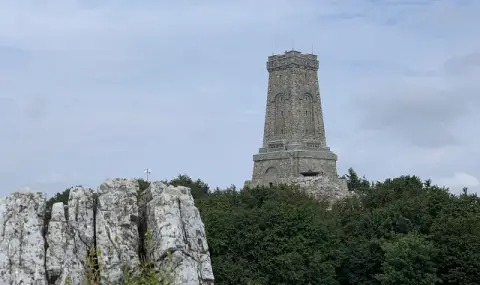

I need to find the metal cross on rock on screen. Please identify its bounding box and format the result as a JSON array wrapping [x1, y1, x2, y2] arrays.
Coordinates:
[[144, 168, 151, 181]]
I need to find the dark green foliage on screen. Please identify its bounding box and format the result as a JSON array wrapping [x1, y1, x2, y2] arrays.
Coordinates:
[[195, 171, 480, 285], [44, 187, 71, 227], [430, 192, 480, 285], [166, 174, 210, 200], [46, 187, 71, 211], [45, 170, 480, 285], [137, 175, 209, 199], [343, 168, 370, 192], [196, 185, 340, 285], [137, 178, 151, 192], [375, 233, 439, 285]]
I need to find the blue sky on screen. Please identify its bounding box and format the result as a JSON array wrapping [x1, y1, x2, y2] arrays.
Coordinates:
[[1, 0, 479, 196]]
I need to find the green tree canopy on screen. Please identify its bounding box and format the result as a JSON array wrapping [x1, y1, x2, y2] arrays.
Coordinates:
[[375, 233, 439, 285], [197, 185, 340, 285], [45, 170, 480, 285]]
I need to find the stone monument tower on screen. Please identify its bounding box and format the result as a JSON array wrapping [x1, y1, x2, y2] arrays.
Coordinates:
[[245, 50, 348, 197]]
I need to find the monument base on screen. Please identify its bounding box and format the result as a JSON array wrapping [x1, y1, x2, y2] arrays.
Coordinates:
[[244, 174, 349, 201]]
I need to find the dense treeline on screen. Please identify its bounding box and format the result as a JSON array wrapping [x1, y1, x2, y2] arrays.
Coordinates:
[[47, 170, 480, 285]]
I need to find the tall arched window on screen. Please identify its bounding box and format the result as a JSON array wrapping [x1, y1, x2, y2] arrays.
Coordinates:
[[274, 93, 286, 136], [303, 93, 314, 134]]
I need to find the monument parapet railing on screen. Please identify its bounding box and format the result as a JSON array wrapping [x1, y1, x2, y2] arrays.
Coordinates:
[[267, 50, 318, 72]]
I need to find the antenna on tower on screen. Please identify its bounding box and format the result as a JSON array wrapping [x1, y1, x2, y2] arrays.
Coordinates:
[[292, 40, 295, 51], [312, 43, 314, 54]]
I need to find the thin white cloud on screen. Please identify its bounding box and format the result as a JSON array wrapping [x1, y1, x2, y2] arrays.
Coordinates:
[[438, 172, 479, 191]]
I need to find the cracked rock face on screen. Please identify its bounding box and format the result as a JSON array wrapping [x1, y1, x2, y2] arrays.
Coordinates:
[[291, 176, 350, 201], [139, 182, 214, 285], [0, 192, 47, 285], [96, 179, 140, 283], [46, 186, 96, 285], [0, 179, 214, 285]]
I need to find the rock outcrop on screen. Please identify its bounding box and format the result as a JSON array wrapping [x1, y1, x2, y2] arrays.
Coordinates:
[[0, 179, 214, 285], [283, 176, 350, 201], [46, 186, 96, 285], [139, 182, 214, 285], [0, 192, 47, 285], [95, 179, 141, 283], [245, 175, 350, 202]]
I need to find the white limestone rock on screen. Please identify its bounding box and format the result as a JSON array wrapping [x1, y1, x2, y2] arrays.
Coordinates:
[[45, 202, 67, 283], [46, 186, 96, 285], [245, 175, 350, 203], [289, 176, 350, 201], [96, 178, 141, 283], [0, 179, 215, 285], [0, 192, 47, 285], [140, 182, 214, 285]]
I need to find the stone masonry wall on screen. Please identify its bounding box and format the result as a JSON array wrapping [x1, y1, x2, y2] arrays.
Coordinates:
[[251, 51, 341, 184], [252, 155, 338, 181], [263, 50, 327, 148], [248, 51, 347, 202]]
